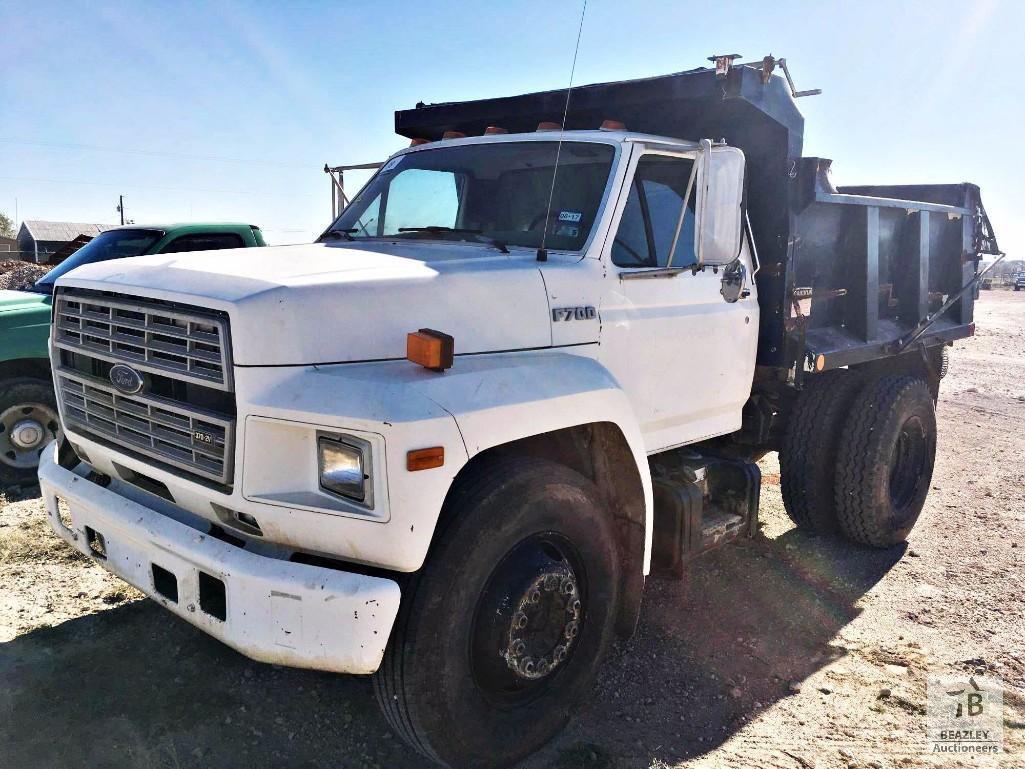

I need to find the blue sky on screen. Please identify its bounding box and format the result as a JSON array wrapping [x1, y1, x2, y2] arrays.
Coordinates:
[[1, 0, 1021, 256]]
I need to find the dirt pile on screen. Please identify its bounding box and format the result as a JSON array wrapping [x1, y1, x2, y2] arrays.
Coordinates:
[[0, 260, 48, 291]]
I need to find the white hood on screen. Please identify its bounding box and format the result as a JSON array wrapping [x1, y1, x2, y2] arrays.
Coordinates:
[[57, 242, 554, 366]]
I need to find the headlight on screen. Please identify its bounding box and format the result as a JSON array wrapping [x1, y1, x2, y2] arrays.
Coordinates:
[[318, 435, 372, 505]]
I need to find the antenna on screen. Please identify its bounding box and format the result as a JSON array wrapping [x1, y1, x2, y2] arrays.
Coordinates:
[[537, 0, 588, 263]]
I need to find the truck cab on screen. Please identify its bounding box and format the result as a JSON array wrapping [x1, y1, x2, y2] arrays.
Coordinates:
[[0, 223, 264, 485], [36, 61, 998, 769]]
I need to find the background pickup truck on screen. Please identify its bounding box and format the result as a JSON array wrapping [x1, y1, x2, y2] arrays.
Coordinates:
[[0, 223, 264, 485]]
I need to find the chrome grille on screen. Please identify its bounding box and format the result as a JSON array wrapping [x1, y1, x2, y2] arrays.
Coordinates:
[[57, 370, 233, 485], [54, 292, 232, 391], [54, 289, 235, 486]]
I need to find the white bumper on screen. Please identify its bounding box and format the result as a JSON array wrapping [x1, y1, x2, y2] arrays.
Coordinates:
[[37, 447, 401, 674]]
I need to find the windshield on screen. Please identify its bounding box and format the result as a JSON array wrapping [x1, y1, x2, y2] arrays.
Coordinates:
[[35, 229, 163, 292], [327, 141, 616, 252]]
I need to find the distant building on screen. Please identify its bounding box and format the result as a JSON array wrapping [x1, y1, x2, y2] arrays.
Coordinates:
[[17, 220, 113, 264], [0, 235, 17, 254]]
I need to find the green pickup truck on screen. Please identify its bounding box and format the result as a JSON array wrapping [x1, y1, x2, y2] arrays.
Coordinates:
[[0, 223, 265, 485]]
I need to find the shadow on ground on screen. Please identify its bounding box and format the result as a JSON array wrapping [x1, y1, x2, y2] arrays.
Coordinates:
[[0, 527, 904, 769]]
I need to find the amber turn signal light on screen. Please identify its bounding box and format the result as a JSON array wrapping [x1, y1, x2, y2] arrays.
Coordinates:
[[407, 328, 454, 372], [407, 447, 445, 472]]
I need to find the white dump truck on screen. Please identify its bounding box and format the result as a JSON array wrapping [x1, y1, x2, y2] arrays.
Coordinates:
[[39, 57, 999, 768]]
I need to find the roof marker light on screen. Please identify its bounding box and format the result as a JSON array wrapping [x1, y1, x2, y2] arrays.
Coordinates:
[[442, 130, 466, 140], [410, 138, 430, 146], [484, 126, 508, 135], [600, 119, 626, 131], [536, 121, 562, 132]]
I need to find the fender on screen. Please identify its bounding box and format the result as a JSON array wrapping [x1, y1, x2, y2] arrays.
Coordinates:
[[0, 296, 51, 364], [415, 350, 655, 573]]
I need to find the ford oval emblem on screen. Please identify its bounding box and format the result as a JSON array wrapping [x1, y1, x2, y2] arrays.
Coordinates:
[[109, 364, 144, 395]]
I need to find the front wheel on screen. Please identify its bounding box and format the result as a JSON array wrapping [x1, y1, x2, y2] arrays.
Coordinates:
[[0, 377, 61, 487], [835, 376, 936, 547], [374, 458, 621, 769]]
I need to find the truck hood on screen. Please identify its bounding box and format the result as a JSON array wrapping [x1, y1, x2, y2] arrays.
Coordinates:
[[57, 242, 554, 366]]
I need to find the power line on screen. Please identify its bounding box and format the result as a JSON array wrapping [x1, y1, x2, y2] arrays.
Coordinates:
[[0, 137, 314, 170], [0, 174, 317, 198]]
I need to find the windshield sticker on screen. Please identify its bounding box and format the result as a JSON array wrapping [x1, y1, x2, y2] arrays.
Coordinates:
[[558, 210, 583, 223], [381, 156, 403, 174], [555, 224, 580, 238]]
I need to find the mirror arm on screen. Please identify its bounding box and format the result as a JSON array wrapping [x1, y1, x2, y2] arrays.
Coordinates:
[[665, 159, 700, 269]]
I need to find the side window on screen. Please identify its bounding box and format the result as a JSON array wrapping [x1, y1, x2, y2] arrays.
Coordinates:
[[381, 169, 460, 235], [611, 155, 696, 268], [163, 233, 246, 253]]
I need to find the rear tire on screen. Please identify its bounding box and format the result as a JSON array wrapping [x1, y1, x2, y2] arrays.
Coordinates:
[[835, 376, 936, 547], [780, 370, 865, 534], [374, 457, 621, 769]]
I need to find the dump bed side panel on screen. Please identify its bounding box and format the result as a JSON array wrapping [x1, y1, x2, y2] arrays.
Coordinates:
[[791, 162, 997, 370]]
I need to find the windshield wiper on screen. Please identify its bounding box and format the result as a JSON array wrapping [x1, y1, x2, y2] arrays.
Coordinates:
[[397, 226, 509, 253], [322, 228, 358, 242]]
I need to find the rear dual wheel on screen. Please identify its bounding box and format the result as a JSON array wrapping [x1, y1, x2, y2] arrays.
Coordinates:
[[782, 373, 937, 548], [835, 377, 936, 547], [374, 458, 621, 769]]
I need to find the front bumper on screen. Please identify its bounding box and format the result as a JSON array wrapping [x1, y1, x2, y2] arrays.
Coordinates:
[[37, 447, 401, 674]]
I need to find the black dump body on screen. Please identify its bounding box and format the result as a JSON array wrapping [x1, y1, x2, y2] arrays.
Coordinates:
[[395, 64, 1000, 374]]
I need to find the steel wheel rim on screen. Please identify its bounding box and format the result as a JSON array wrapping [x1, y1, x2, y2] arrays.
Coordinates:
[[0, 402, 61, 470], [888, 415, 927, 521], [469, 532, 586, 707]]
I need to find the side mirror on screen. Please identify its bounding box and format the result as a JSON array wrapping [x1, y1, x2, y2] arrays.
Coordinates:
[[696, 140, 745, 266]]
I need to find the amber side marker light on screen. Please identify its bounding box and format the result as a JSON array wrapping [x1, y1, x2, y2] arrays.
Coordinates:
[[407, 447, 445, 472], [407, 328, 454, 372], [484, 126, 508, 135], [442, 130, 466, 140]]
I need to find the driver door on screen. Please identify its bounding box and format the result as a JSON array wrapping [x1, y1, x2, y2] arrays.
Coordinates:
[[598, 147, 758, 453]]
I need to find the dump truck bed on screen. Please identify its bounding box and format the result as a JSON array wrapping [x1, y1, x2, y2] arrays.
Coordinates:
[[395, 61, 999, 374]]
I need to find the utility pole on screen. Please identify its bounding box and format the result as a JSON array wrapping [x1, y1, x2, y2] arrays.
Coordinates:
[[118, 195, 125, 225]]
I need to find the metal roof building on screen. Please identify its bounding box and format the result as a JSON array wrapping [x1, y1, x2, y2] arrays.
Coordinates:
[[17, 220, 113, 264]]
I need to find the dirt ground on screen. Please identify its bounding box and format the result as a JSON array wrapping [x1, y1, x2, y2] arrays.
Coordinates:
[[1, 292, 1023, 769]]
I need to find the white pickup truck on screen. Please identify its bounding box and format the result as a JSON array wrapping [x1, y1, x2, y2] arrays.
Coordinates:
[[39, 59, 999, 768]]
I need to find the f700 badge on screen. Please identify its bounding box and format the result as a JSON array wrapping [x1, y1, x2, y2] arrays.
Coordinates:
[[552, 306, 597, 322]]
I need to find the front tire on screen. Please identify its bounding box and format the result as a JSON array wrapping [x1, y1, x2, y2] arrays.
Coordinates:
[[374, 458, 621, 769], [835, 376, 936, 547], [0, 377, 61, 487]]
